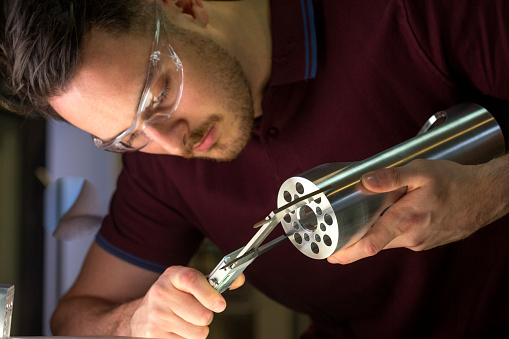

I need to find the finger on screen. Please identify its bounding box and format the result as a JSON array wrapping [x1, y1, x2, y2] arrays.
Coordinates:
[[362, 162, 427, 193], [163, 287, 216, 327], [160, 310, 210, 339], [143, 307, 210, 339], [229, 273, 245, 290], [166, 266, 226, 313], [134, 282, 213, 338], [327, 222, 397, 264], [130, 303, 194, 338], [142, 317, 210, 339], [361, 167, 404, 193]]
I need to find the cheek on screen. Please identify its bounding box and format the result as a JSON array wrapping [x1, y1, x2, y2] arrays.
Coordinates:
[[179, 54, 221, 101], [178, 77, 219, 115]]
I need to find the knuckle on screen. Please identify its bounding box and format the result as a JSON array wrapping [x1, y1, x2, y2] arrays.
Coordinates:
[[166, 265, 203, 289], [147, 283, 165, 301], [164, 265, 182, 276], [196, 309, 214, 326], [362, 240, 381, 257], [395, 213, 429, 249], [394, 219, 411, 235], [384, 168, 401, 186], [403, 231, 426, 248], [177, 268, 201, 287], [396, 212, 423, 234], [408, 239, 426, 250], [408, 159, 434, 179], [409, 158, 429, 170]]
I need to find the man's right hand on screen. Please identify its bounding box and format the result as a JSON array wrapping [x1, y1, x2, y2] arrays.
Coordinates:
[[51, 242, 244, 338], [129, 265, 226, 338]]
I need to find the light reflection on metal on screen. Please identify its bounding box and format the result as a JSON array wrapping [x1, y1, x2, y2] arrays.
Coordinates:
[[278, 103, 506, 259], [0, 284, 14, 338]]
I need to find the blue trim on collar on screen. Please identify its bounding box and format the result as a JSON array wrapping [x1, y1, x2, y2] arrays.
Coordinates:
[[300, 0, 318, 79], [96, 233, 167, 273]]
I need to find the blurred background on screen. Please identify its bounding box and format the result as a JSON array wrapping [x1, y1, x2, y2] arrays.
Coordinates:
[[0, 105, 310, 338], [0, 3, 309, 338]]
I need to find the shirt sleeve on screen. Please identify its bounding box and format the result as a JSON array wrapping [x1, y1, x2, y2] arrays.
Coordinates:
[[97, 152, 205, 273]]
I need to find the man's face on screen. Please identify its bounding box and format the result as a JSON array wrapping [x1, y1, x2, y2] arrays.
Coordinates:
[[49, 20, 255, 161]]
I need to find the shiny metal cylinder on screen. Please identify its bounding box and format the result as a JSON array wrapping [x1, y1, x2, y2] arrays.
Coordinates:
[[278, 103, 506, 259]]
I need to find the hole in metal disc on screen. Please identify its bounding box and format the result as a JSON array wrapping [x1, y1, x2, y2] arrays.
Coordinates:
[[311, 242, 319, 254], [323, 234, 332, 246], [299, 205, 318, 231], [316, 206, 322, 215], [293, 222, 300, 230], [294, 233, 303, 244], [284, 191, 292, 202], [283, 213, 291, 223], [304, 233, 310, 242], [294, 194, 299, 200], [296, 182, 305, 194], [315, 234, 321, 242], [315, 197, 321, 204], [320, 223, 326, 232], [324, 214, 333, 225]]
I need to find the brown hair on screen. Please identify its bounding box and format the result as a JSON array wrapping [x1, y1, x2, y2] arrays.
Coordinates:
[[0, 0, 152, 120]]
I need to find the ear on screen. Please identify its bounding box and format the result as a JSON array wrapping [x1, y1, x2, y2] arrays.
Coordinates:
[[164, 0, 209, 27]]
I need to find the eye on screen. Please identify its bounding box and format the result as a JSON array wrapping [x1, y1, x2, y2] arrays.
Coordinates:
[[141, 77, 170, 120], [119, 132, 140, 148], [157, 80, 170, 103], [152, 77, 170, 106]]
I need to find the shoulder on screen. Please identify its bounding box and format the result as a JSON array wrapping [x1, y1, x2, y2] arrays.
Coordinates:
[[401, 0, 509, 97], [400, 0, 509, 42]]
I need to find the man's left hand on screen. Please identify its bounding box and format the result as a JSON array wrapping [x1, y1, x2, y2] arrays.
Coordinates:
[[327, 158, 509, 264]]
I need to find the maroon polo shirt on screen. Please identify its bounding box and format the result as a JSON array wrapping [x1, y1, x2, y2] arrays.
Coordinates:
[[98, 0, 509, 337]]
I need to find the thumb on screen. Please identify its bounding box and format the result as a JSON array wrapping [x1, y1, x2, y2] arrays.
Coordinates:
[[361, 168, 403, 193], [228, 273, 245, 291]]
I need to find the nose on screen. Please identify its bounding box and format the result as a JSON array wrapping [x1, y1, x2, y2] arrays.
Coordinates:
[[142, 118, 189, 155]]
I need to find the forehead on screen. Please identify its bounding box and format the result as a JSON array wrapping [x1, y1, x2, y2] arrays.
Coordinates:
[[49, 28, 151, 140]]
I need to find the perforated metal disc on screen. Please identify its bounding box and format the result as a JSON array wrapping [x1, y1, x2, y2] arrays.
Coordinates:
[[278, 177, 339, 259]]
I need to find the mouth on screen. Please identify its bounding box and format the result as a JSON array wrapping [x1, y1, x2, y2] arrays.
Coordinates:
[[193, 124, 217, 153]]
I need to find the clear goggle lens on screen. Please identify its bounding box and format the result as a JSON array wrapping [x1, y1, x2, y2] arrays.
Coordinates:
[[92, 46, 183, 152]]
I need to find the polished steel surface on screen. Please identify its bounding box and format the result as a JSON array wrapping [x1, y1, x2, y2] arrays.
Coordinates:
[[208, 235, 289, 294], [1, 284, 14, 338], [278, 103, 506, 259], [208, 246, 256, 294], [208, 185, 332, 293]]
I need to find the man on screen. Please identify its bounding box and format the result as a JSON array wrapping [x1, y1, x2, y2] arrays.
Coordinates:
[[2, 0, 509, 337]]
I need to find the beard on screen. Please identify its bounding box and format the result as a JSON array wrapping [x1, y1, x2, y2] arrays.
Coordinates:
[[166, 23, 255, 161]]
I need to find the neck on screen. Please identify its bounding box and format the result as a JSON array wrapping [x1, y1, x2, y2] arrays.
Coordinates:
[[204, 0, 272, 118]]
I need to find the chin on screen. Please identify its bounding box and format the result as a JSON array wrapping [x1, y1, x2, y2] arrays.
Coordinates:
[[192, 139, 250, 162]]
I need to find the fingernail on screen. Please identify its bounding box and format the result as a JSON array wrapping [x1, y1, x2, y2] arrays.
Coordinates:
[[214, 300, 226, 312], [364, 173, 381, 187], [328, 257, 338, 264]]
